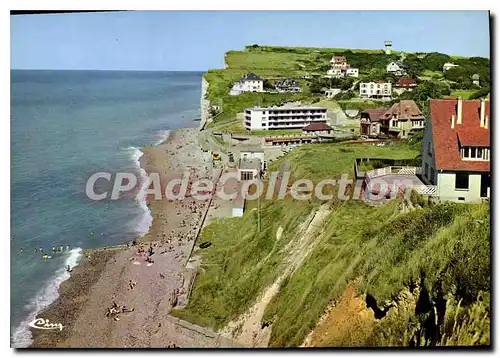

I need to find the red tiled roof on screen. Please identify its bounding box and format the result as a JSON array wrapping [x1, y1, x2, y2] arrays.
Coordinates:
[[395, 76, 417, 87], [331, 55, 347, 63], [360, 108, 388, 122], [430, 98, 490, 172], [302, 122, 331, 131], [379, 100, 424, 121]]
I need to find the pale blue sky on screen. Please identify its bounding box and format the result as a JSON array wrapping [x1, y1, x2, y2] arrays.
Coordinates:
[[11, 11, 490, 71]]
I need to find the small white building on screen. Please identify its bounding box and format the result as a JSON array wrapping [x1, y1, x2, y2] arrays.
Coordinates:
[[240, 148, 265, 171], [244, 105, 328, 131], [326, 68, 344, 78], [232, 183, 245, 217], [386, 61, 407, 76], [421, 97, 490, 202], [472, 73, 480, 87], [359, 82, 392, 99], [443, 63, 459, 72], [275, 79, 301, 93], [229, 73, 264, 96], [238, 158, 261, 181], [325, 88, 342, 99], [345, 67, 359, 78]]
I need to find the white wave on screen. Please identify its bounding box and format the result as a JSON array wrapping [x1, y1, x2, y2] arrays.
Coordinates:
[[124, 146, 153, 238], [153, 130, 171, 146], [11, 248, 82, 348]]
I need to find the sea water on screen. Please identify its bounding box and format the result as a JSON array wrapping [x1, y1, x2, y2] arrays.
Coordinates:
[[10, 70, 202, 347]]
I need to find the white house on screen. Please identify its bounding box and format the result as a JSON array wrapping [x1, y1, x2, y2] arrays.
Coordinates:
[[472, 73, 480, 87], [421, 97, 490, 202], [359, 82, 392, 99], [229, 73, 264, 96], [244, 105, 328, 131], [345, 67, 359, 78], [443, 63, 459, 72], [330, 55, 348, 69], [326, 68, 344, 78], [386, 61, 407, 76], [325, 88, 342, 99], [240, 148, 266, 171], [326, 55, 358, 78]]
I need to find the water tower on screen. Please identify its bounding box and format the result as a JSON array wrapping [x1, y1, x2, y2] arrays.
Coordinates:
[[384, 40, 393, 55]]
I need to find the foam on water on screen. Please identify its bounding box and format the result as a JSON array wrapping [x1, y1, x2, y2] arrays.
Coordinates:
[[125, 146, 153, 237], [153, 130, 171, 146], [11, 248, 82, 348]]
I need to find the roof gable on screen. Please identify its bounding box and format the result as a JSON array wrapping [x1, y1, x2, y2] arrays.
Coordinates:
[[242, 73, 263, 81], [379, 100, 424, 121], [429, 98, 490, 172]]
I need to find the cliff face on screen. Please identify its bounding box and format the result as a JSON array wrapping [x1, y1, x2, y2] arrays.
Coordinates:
[[199, 76, 211, 130]]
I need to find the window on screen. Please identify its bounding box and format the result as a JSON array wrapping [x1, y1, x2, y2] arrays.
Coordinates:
[[427, 142, 432, 156], [430, 168, 435, 183], [425, 163, 429, 177], [455, 173, 469, 190], [241, 171, 254, 181]]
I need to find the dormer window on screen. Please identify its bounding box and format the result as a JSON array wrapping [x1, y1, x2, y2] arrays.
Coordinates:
[[461, 146, 489, 161]]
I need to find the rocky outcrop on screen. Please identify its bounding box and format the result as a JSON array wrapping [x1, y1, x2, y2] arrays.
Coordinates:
[[200, 76, 211, 130]]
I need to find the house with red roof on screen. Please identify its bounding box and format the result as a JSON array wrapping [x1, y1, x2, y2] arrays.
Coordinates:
[[421, 97, 490, 202], [359, 100, 424, 138], [359, 108, 388, 137], [394, 76, 417, 95], [378, 100, 425, 138], [302, 122, 332, 134]]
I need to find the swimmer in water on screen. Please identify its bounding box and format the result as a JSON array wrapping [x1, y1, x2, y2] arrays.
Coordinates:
[[66, 245, 70, 251]]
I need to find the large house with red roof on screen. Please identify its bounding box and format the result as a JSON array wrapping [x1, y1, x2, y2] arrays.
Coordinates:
[[421, 97, 490, 202], [359, 100, 425, 138]]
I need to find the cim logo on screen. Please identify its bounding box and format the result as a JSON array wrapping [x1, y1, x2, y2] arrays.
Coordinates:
[[28, 318, 64, 331]]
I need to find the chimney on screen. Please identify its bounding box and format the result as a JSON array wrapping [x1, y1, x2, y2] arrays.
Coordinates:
[[480, 98, 485, 128], [451, 114, 455, 129], [456, 97, 463, 125]]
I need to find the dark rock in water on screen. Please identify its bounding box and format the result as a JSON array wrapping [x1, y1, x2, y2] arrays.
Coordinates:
[[192, 118, 201, 121]]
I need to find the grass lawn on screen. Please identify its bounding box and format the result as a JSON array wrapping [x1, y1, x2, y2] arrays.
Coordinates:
[[172, 141, 419, 328], [269, 141, 419, 182], [263, 200, 489, 347], [451, 90, 477, 99]]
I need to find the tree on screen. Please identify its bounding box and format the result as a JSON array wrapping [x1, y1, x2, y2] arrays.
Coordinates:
[[469, 87, 490, 99], [262, 79, 274, 90], [333, 90, 355, 100], [404, 54, 425, 76], [422, 52, 452, 72]]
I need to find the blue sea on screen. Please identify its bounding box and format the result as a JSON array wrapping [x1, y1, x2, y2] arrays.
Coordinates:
[[10, 70, 203, 347]]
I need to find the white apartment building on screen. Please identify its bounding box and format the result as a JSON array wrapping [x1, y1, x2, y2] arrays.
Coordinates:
[[359, 82, 392, 99], [244, 106, 328, 131]]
